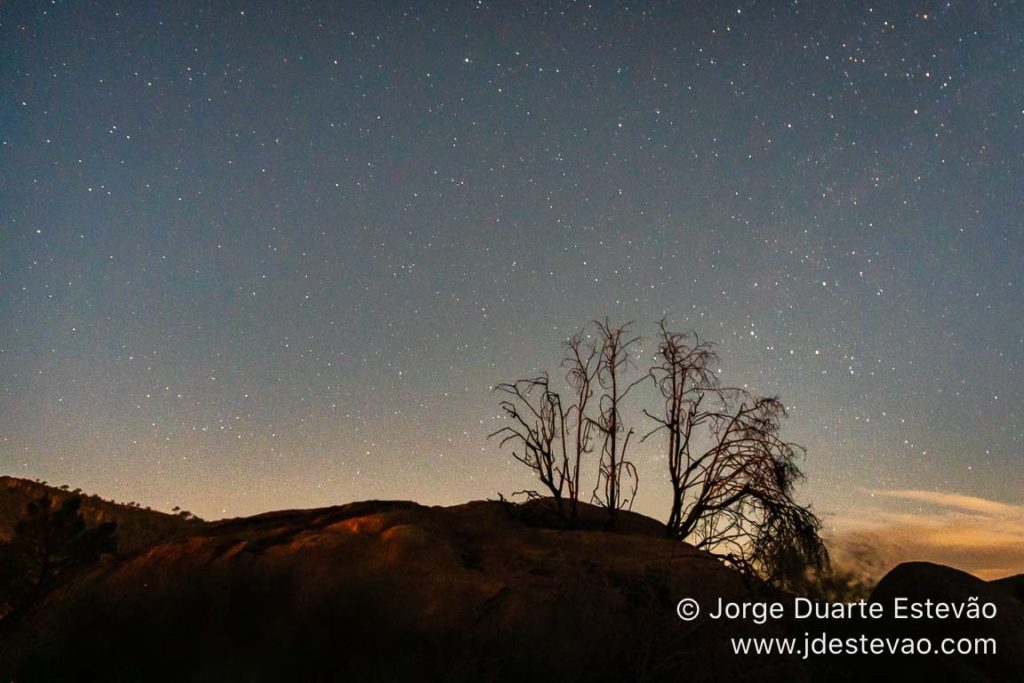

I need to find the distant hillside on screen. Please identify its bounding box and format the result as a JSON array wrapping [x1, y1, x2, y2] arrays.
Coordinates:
[[0, 476, 201, 554]]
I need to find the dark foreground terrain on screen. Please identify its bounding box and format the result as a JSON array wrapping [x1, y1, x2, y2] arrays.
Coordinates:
[[0, 495, 1020, 682]]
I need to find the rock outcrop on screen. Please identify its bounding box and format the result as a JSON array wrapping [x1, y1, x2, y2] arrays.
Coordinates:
[[0, 499, 806, 682], [852, 562, 1024, 682], [0, 498, 1020, 682]]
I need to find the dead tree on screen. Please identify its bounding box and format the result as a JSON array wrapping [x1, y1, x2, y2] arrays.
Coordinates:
[[491, 318, 828, 582], [491, 374, 568, 519], [560, 331, 599, 525], [644, 320, 721, 533], [645, 320, 828, 588], [590, 320, 645, 527], [490, 322, 627, 527]]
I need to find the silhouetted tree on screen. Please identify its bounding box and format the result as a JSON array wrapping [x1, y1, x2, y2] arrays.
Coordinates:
[[0, 494, 117, 616], [589, 320, 644, 526], [492, 320, 642, 528], [560, 330, 599, 525], [493, 317, 828, 585], [492, 374, 568, 518], [644, 319, 827, 588]]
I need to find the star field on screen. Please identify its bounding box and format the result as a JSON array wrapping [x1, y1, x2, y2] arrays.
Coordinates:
[[0, 2, 1021, 527]]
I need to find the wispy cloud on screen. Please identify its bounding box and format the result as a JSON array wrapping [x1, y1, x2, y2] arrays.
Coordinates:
[[871, 489, 1022, 517], [827, 489, 1024, 581]]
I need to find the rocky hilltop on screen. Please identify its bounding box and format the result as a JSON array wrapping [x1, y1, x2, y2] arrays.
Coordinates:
[[0, 496, 1020, 682], [0, 499, 806, 681]]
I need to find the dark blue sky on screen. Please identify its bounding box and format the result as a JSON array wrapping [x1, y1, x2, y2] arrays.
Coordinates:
[[1, 0, 1021, 561]]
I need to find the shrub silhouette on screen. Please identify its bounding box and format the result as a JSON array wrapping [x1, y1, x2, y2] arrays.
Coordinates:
[[0, 494, 116, 616]]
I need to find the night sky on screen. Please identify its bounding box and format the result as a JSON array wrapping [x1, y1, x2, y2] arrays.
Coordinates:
[[1, 2, 1021, 575]]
